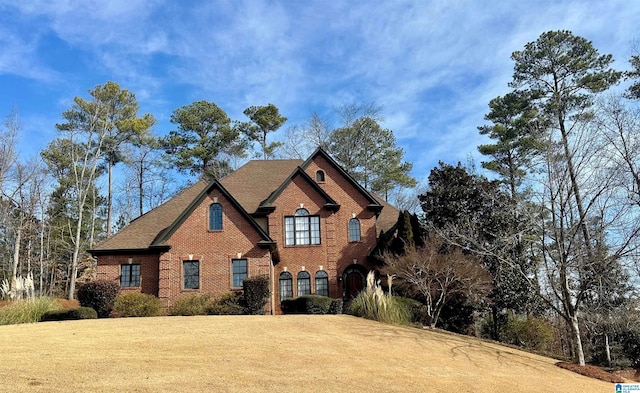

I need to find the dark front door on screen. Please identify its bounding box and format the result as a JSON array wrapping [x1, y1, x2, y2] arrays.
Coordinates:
[[344, 269, 364, 299]]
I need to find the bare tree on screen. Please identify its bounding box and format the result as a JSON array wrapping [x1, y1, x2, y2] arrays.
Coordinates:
[[382, 236, 493, 328]]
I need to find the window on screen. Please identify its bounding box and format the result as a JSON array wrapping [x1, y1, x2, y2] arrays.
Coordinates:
[[284, 208, 320, 246], [297, 271, 311, 296], [315, 270, 329, 297], [120, 264, 140, 287], [349, 218, 361, 242], [209, 203, 223, 230], [232, 258, 248, 287], [279, 272, 293, 300], [315, 170, 325, 182], [183, 260, 200, 289]]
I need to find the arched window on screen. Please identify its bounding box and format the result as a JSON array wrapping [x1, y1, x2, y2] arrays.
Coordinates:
[[315, 270, 329, 297], [349, 218, 361, 242], [209, 203, 223, 230], [284, 208, 321, 245], [279, 272, 293, 300], [297, 271, 311, 296], [315, 170, 325, 182]]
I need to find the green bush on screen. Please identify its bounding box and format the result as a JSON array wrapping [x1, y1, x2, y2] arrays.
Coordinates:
[[504, 316, 555, 352], [0, 297, 61, 325], [242, 276, 270, 315], [168, 293, 213, 316], [329, 298, 343, 314], [281, 295, 333, 314], [394, 297, 428, 324], [207, 292, 245, 315], [112, 293, 164, 317], [40, 307, 98, 321], [347, 291, 412, 325], [77, 280, 120, 318]]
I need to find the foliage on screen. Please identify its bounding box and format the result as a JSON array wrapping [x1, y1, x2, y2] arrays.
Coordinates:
[[168, 293, 213, 316], [161, 100, 239, 179], [329, 116, 415, 198], [237, 103, 287, 159], [392, 296, 429, 325], [346, 271, 412, 325], [242, 275, 270, 315], [77, 280, 120, 318], [504, 316, 555, 352], [206, 292, 245, 315], [382, 237, 493, 328], [328, 298, 343, 315], [281, 295, 333, 314], [40, 307, 98, 321], [112, 292, 164, 317], [0, 297, 61, 325]]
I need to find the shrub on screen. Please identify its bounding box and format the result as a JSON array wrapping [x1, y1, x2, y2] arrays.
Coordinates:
[[504, 316, 555, 352], [0, 297, 61, 325], [77, 280, 120, 318], [112, 293, 164, 318], [281, 295, 333, 314], [394, 297, 428, 324], [169, 293, 213, 316], [346, 272, 412, 325], [242, 276, 270, 315], [40, 307, 97, 321], [329, 298, 343, 315], [206, 292, 245, 315]]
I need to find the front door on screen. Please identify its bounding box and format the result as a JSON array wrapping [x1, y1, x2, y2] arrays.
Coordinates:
[[344, 269, 365, 299]]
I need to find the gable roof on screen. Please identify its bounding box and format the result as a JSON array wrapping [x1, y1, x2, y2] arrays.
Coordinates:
[[219, 159, 302, 213], [258, 166, 340, 213], [90, 180, 209, 253], [301, 147, 383, 213]]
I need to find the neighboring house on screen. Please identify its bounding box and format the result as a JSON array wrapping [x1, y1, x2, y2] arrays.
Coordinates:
[[90, 148, 398, 313]]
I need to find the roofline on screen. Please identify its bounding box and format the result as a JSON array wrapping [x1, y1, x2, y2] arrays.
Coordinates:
[[301, 147, 383, 207], [259, 166, 340, 211], [151, 179, 274, 246], [89, 246, 170, 257]]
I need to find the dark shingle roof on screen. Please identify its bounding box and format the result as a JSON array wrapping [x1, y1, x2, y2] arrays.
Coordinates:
[[91, 180, 208, 252]]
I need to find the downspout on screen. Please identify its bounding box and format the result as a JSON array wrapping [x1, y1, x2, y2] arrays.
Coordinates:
[[269, 251, 275, 315]]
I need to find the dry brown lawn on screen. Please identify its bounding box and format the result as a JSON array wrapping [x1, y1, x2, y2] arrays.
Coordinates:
[[0, 315, 614, 392]]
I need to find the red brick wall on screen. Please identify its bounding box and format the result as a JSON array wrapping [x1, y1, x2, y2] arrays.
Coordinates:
[[269, 156, 378, 309], [158, 188, 271, 309], [96, 253, 160, 296]]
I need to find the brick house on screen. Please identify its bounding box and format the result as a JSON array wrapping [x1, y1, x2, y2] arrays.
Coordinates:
[[90, 148, 398, 313]]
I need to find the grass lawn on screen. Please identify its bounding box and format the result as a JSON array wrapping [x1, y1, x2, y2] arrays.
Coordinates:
[[0, 315, 615, 392]]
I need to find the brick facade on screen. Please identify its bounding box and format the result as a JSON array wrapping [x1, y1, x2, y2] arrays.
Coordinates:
[[93, 148, 394, 314]]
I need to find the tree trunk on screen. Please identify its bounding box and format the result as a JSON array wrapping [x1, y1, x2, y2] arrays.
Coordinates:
[[10, 226, 21, 298], [569, 314, 586, 366], [106, 160, 113, 237], [605, 334, 612, 368]]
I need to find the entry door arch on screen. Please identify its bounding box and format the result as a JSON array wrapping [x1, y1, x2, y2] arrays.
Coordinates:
[[342, 266, 366, 299]]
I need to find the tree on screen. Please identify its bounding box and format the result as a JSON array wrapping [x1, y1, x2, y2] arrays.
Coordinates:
[[419, 162, 537, 339], [238, 103, 287, 159], [329, 117, 416, 198], [44, 86, 112, 299], [382, 236, 493, 328], [282, 112, 332, 159], [510, 30, 622, 365], [162, 101, 240, 179], [85, 82, 156, 237]]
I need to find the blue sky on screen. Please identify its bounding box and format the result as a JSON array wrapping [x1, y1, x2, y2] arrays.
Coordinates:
[[1, 0, 639, 184]]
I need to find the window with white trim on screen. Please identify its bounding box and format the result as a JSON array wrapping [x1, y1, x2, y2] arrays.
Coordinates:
[[284, 208, 320, 246], [349, 218, 361, 242]]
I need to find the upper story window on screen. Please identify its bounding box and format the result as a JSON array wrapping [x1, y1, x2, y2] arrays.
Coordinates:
[[297, 271, 311, 296], [120, 264, 140, 287], [315, 270, 329, 297], [349, 218, 361, 242], [231, 258, 248, 287], [284, 208, 320, 246], [315, 170, 325, 182], [279, 271, 293, 300], [209, 203, 223, 230]]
